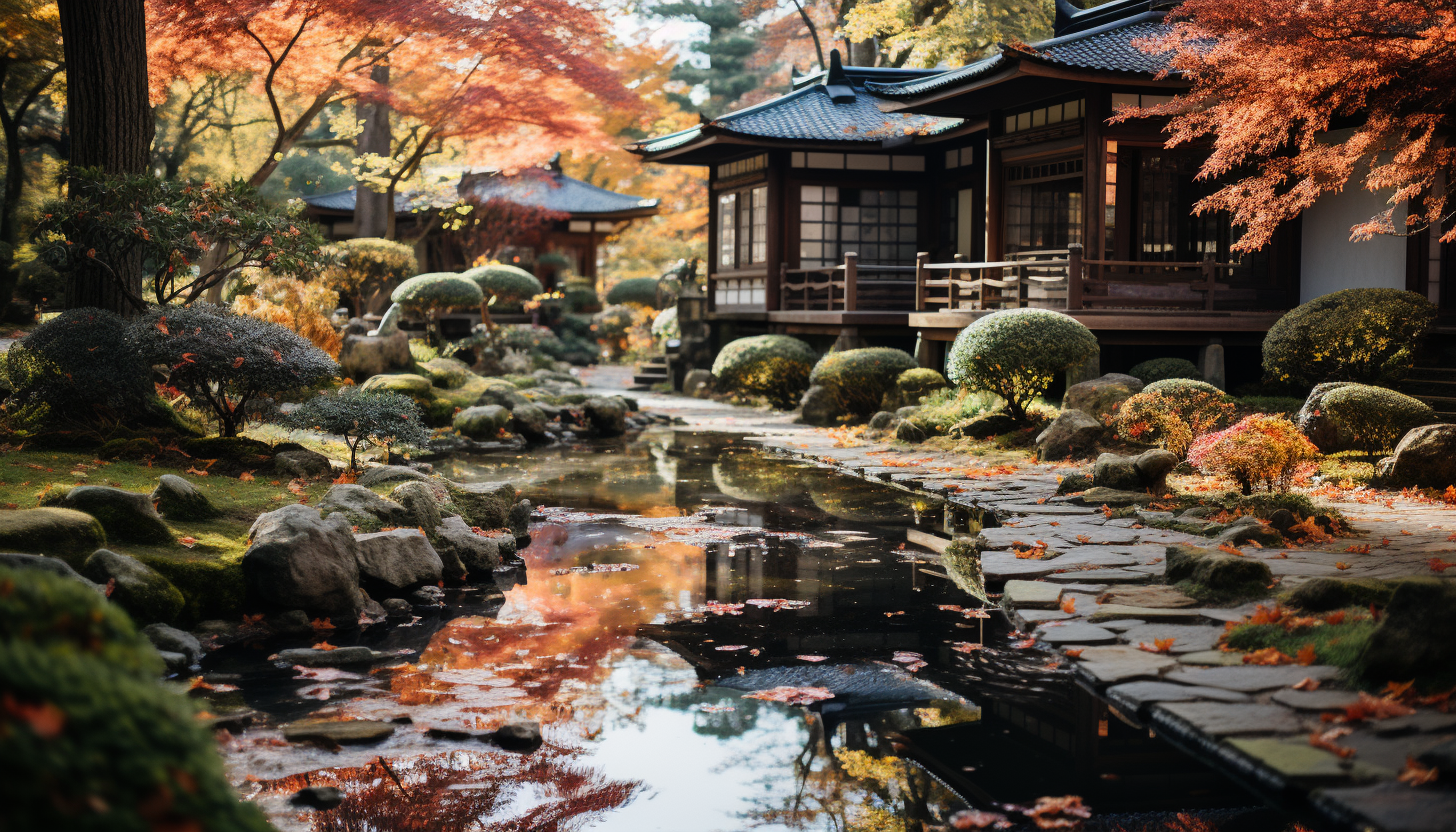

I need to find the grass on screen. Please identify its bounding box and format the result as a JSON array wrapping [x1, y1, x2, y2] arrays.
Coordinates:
[[1319, 451, 1377, 486], [1222, 607, 1378, 672]]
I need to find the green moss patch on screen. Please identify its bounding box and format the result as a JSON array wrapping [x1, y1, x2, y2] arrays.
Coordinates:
[[1223, 608, 1378, 671]]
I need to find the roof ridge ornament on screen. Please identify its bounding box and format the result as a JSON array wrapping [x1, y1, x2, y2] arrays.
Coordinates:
[[823, 49, 856, 104]]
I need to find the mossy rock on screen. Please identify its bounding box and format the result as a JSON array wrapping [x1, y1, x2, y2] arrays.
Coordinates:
[[360, 373, 435, 406], [942, 540, 990, 605], [57, 485, 173, 545], [134, 551, 248, 625], [454, 405, 511, 439], [418, 356, 475, 389], [1359, 578, 1456, 683], [82, 549, 186, 626], [1285, 577, 1405, 612], [0, 508, 107, 566], [442, 481, 519, 531], [98, 437, 163, 460], [1166, 543, 1272, 602], [808, 348, 920, 421]]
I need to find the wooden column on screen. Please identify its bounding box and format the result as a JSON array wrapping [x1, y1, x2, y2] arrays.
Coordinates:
[[1068, 244, 1084, 310], [914, 251, 929, 311], [843, 251, 858, 311], [1201, 252, 1216, 311]]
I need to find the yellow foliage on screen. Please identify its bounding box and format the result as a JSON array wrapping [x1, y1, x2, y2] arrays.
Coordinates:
[[234, 276, 342, 357]]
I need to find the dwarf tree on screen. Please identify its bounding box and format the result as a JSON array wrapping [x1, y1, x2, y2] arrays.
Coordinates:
[[287, 388, 429, 470]]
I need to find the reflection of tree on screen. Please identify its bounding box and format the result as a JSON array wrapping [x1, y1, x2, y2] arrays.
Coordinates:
[[657, 686, 765, 737]]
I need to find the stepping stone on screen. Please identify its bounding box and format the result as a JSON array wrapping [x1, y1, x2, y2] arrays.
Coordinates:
[[1004, 580, 1064, 609], [1019, 610, 1073, 623], [1271, 689, 1362, 712], [282, 719, 397, 745], [1049, 547, 1139, 569], [1178, 650, 1248, 667], [1196, 607, 1255, 624], [1227, 738, 1377, 784], [1319, 780, 1456, 831], [1039, 622, 1118, 645], [1154, 701, 1303, 736], [1374, 712, 1456, 737], [1048, 568, 1148, 583], [1098, 585, 1198, 609], [1071, 645, 1178, 685], [276, 646, 383, 667], [1164, 665, 1341, 693], [1118, 624, 1224, 654], [1107, 681, 1251, 711], [996, 504, 1100, 516], [1095, 619, 1145, 632], [981, 553, 1062, 580], [1089, 604, 1204, 622], [1046, 582, 1107, 593]]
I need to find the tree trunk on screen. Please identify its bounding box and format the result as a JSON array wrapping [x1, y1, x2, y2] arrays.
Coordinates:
[[354, 64, 392, 239], [56, 0, 153, 316], [0, 112, 25, 306]]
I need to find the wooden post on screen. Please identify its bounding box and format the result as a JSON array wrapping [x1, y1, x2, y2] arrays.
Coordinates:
[[1201, 252, 1216, 311], [778, 262, 788, 311], [843, 251, 858, 312], [915, 251, 928, 311], [1068, 244, 1084, 310], [953, 253, 966, 310]]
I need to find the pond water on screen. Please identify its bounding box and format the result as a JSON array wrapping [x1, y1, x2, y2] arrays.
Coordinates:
[[203, 430, 1303, 832]]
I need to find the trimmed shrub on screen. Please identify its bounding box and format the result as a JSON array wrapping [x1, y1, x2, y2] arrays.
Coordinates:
[[0, 566, 272, 832], [1129, 357, 1201, 385], [711, 335, 817, 409], [1187, 414, 1319, 494], [1320, 384, 1435, 459], [130, 303, 339, 437], [392, 272, 485, 316], [1264, 288, 1436, 387], [606, 276, 667, 308], [563, 283, 601, 314], [809, 348, 920, 420], [287, 388, 430, 470], [652, 306, 680, 342], [1, 307, 155, 426], [895, 368, 949, 404], [945, 308, 1098, 421], [1116, 385, 1239, 457], [591, 304, 639, 358], [232, 275, 342, 357], [461, 263, 543, 310], [321, 237, 418, 312]]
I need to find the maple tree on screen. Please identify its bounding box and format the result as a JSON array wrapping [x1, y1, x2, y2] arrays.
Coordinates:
[[843, 0, 1055, 68], [1129, 0, 1456, 251]]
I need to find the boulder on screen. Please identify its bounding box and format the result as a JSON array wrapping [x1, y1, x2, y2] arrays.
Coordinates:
[[508, 499, 532, 540], [1294, 382, 1359, 453], [683, 369, 714, 398], [1070, 487, 1155, 507], [1165, 543, 1272, 595], [1063, 373, 1143, 421], [57, 486, 172, 545], [390, 481, 443, 532], [1372, 424, 1456, 489], [151, 474, 218, 521], [353, 528, 444, 592], [511, 404, 549, 440], [82, 549, 185, 624], [142, 622, 202, 666], [418, 356, 473, 389], [454, 405, 511, 439], [317, 484, 410, 528], [431, 515, 509, 578], [1093, 453, 1143, 491], [894, 420, 928, 443], [1036, 409, 1103, 461], [1359, 579, 1456, 682], [0, 552, 103, 591], [799, 385, 839, 427], [584, 396, 629, 436], [492, 722, 543, 753], [277, 646, 380, 667], [1134, 449, 1178, 494], [476, 385, 530, 410], [241, 504, 362, 617], [356, 465, 427, 488], [274, 447, 333, 479], [868, 411, 898, 431], [382, 597, 413, 617], [443, 481, 519, 531], [338, 332, 411, 381], [360, 373, 434, 406], [1212, 516, 1284, 548], [1055, 473, 1093, 495], [955, 410, 1020, 439]]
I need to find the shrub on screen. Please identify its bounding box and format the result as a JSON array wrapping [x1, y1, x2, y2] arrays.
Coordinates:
[[605, 276, 666, 308], [1187, 414, 1319, 494], [320, 237, 418, 313], [563, 283, 601, 314], [1264, 288, 1436, 387], [130, 303, 339, 437], [1129, 357, 1200, 385], [1, 307, 155, 426], [652, 306, 680, 342], [461, 263, 543, 310], [892, 368, 949, 408], [287, 388, 430, 470], [232, 275, 342, 357], [945, 308, 1098, 421], [1116, 385, 1239, 457], [904, 387, 998, 435], [808, 348, 920, 420], [392, 272, 485, 343], [592, 304, 640, 358], [1319, 384, 1435, 459], [711, 335, 818, 409], [0, 566, 272, 832]]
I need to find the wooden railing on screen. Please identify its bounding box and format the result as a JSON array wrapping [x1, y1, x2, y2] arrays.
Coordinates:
[[915, 244, 1244, 312], [779, 252, 918, 312]]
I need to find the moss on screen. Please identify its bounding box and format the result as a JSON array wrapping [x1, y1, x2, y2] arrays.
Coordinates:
[[1223, 611, 1378, 671], [1318, 452, 1376, 486], [0, 508, 107, 566], [179, 436, 275, 464], [1167, 543, 1273, 604], [442, 480, 518, 530], [1285, 577, 1405, 612]]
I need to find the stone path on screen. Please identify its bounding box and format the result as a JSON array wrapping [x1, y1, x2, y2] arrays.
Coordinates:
[[623, 386, 1456, 832]]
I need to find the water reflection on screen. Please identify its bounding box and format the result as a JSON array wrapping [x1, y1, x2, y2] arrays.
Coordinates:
[[214, 431, 1293, 831]]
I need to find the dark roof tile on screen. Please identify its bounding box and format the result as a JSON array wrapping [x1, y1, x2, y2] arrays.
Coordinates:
[[460, 168, 658, 216]]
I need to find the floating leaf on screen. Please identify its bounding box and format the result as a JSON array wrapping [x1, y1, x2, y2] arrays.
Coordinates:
[[743, 686, 834, 705]]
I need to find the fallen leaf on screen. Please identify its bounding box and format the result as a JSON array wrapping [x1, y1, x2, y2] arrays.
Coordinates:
[[186, 467, 209, 477], [715, 645, 748, 652], [1138, 638, 1176, 654], [1064, 648, 1084, 658], [1344, 544, 1371, 555], [1292, 677, 1322, 691], [1310, 727, 1355, 758], [238, 471, 255, 482], [1012, 638, 1036, 649], [1025, 795, 1092, 829], [796, 655, 828, 662], [1341, 692, 1417, 722], [2, 694, 65, 739], [311, 641, 337, 651], [1398, 757, 1440, 786], [1296, 645, 1318, 666], [743, 686, 834, 705], [178, 535, 197, 549], [950, 808, 1011, 830], [1060, 596, 1076, 614], [1243, 647, 1295, 666], [1335, 562, 1351, 570]]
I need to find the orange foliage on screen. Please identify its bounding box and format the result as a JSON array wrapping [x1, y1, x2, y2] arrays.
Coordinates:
[[1138, 638, 1176, 654], [1243, 647, 1295, 665]]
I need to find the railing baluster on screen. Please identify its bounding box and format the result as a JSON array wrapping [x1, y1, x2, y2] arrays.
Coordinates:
[[1201, 252, 1216, 311], [843, 252, 858, 312], [1067, 244, 1084, 310], [915, 251, 928, 312]]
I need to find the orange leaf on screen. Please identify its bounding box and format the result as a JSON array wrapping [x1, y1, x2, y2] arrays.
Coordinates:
[[1064, 648, 1084, 659], [1310, 727, 1355, 758], [312, 641, 337, 651], [1296, 644, 1317, 665], [1060, 596, 1076, 614], [1399, 757, 1440, 786], [1292, 677, 1322, 691], [238, 471, 255, 482], [2, 694, 65, 738], [1138, 638, 1175, 654], [178, 536, 197, 549], [1344, 544, 1371, 555], [186, 467, 209, 477], [1218, 543, 1244, 556], [1384, 680, 1416, 700], [231, 356, 245, 368], [1342, 692, 1416, 722], [1335, 562, 1351, 570], [1243, 647, 1294, 665]]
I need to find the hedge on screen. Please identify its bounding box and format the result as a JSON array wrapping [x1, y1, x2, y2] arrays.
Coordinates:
[[1129, 357, 1201, 385], [945, 308, 1098, 421], [711, 335, 818, 409], [1264, 288, 1436, 387]]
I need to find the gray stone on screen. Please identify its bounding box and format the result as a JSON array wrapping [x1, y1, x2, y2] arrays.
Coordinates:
[[1051, 568, 1149, 583], [1211, 516, 1284, 548], [318, 484, 410, 528], [356, 465, 427, 488], [242, 505, 362, 618], [142, 623, 202, 666], [1098, 585, 1198, 609], [1376, 713, 1456, 737], [1134, 449, 1178, 493], [1320, 781, 1456, 832], [157, 650, 191, 674], [354, 528, 444, 591], [1163, 664, 1341, 692], [1154, 700, 1302, 736], [1003, 579, 1063, 609], [492, 721, 543, 753], [1089, 604, 1205, 622], [1360, 579, 1456, 682], [1095, 619, 1146, 632], [0, 553, 102, 591], [274, 447, 333, 479], [82, 549, 184, 624], [390, 481, 443, 532], [282, 719, 395, 745], [58, 485, 172, 545], [1036, 409, 1104, 461], [383, 597, 413, 617], [799, 385, 838, 427], [151, 475, 218, 521], [683, 368, 714, 398], [410, 585, 445, 606], [455, 405, 511, 439], [1177, 650, 1247, 667], [1062, 373, 1143, 421], [512, 403, 549, 440], [431, 515, 512, 579], [868, 411, 898, 431], [1018, 610, 1073, 623], [476, 385, 530, 410], [1295, 382, 1360, 454], [276, 645, 380, 666], [1271, 689, 1362, 712], [1070, 487, 1156, 507], [1118, 624, 1223, 654], [338, 331, 411, 381], [1071, 645, 1178, 684], [1039, 622, 1118, 645], [584, 396, 630, 436], [1107, 681, 1251, 711], [1094, 453, 1144, 491], [1229, 738, 1368, 782], [508, 499, 532, 539]]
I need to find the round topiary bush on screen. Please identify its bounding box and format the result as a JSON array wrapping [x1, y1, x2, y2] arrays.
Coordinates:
[[1116, 383, 1238, 457], [945, 308, 1099, 421], [891, 367, 950, 409], [461, 263, 543, 310], [1129, 357, 1201, 385], [605, 277, 665, 308], [288, 387, 430, 470], [1319, 384, 1435, 459], [652, 307, 680, 342], [1144, 377, 1225, 396], [1264, 288, 1436, 388], [1, 307, 157, 427], [563, 283, 601, 314], [711, 335, 818, 409], [392, 272, 485, 316], [1187, 414, 1319, 494], [808, 348, 920, 421]]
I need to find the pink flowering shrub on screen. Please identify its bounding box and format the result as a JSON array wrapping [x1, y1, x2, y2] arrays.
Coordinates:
[[1114, 385, 1238, 457], [1187, 414, 1319, 494]]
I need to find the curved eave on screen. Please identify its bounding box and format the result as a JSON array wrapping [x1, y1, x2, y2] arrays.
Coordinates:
[[561, 203, 660, 221], [630, 122, 972, 167]]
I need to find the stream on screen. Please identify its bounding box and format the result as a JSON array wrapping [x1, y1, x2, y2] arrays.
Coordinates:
[[199, 429, 1306, 832]]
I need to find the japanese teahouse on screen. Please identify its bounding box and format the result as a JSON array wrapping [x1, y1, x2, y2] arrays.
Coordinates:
[[635, 0, 1436, 385]]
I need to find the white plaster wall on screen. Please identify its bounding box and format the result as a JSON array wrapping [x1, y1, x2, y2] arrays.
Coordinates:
[[1299, 185, 1407, 303]]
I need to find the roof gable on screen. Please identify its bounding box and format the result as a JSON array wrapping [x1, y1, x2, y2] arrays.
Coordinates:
[[459, 167, 658, 217]]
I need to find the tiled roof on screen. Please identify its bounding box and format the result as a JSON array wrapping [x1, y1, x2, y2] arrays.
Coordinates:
[[865, 12, 1174, 98], [460, 168, 658, 216], [301, 188, 417, 214]]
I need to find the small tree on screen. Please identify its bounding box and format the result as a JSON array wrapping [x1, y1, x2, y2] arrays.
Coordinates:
[[33, 169, 326, 313], [129, 303, 339, 437], [287, 388, 430, 470], [1115, 382, 1239, 458], [1188, 414, 1318, 495], [945, 308, 1099, 422], [390, 272, 484, 345], [320, 238, 419, 316]]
